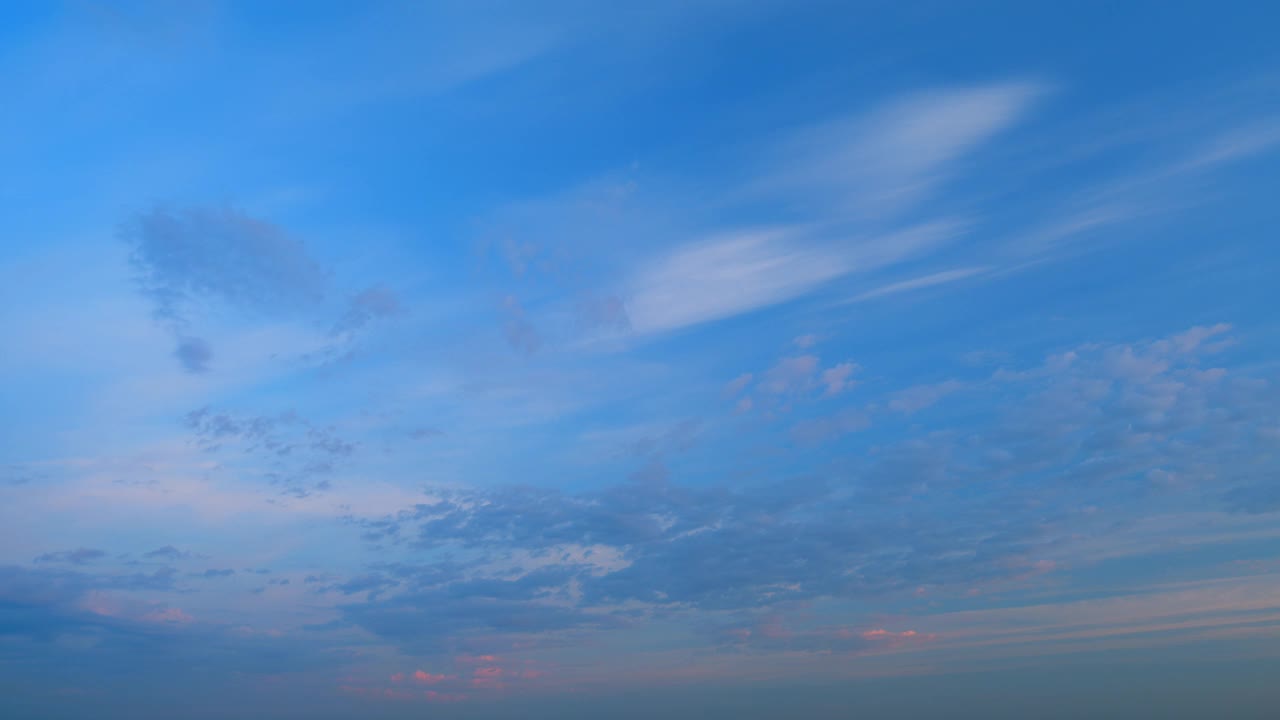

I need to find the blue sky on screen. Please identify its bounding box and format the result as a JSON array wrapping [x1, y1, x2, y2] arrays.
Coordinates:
[[2, 1, 1280, 717]]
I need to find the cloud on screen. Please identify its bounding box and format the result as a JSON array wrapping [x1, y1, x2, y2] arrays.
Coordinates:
[[724, 373, 753, 397], [820, 362, 858, 396], [719, 615, 937, 654], [729, 353, 860, 414], [183, 407, 357, 497], [143, 545, 196, 561], [173, 335, 213, 373], [142, 606, 193, 624], [323, 325, 1277, 658], [119, 205, 399, 371], [121, 205, 328, 326], [34, 548, 106, 566], [625, 228, 847, 335], [575, 293, 631, 332], [412, 670, 449, 685], [2, 464, 45, 486], [764, 82, 1042, 216], [483, 83, 1015, 340], [849, 267, 989, 303], [760, 355, 820, 395], [331, 285, 402, 335]]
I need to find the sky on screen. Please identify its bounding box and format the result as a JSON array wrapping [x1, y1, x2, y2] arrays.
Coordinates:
[[2, 1, 1280, 718]]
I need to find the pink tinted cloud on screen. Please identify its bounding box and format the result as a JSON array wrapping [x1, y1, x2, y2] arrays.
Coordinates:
[[413, 670, 450, 685], [143, 607, 193, 624], [389, 672, 405, 683], [854, 628, 938, 649]]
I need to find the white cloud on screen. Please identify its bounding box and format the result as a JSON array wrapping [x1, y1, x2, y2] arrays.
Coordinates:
[[764, 82, 1043, 216], [625, 228, 847, 335], [761, 355, 820, 394], [821, 362, 858, 396], [849, 266, 988, 302], [625, 220, 962, 335]]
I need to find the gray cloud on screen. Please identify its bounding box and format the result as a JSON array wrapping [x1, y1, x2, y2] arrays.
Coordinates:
[[143, 545, 197, 561], [122, 205, 328, 325], [34, 548, 106, 566], [173, 335, 213, 374], [183, 407, 357, 497], [120, 205, 402, 372], [329, 325, 1279, 653]]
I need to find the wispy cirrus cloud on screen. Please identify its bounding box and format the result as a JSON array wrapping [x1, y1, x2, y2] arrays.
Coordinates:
[[758, 81, 1043, 217]]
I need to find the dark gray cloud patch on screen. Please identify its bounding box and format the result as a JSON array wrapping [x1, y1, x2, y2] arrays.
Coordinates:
[[122, 205, 328, 324], [120, 205, 404, 372], [173, 335, 213, 373]]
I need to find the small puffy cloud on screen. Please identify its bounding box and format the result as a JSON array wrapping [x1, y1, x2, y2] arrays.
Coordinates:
[[761, 355, 820, 395], [821, 362, 858, 396], [173, 335, 213, 374], [412, 670, 450, 685]]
